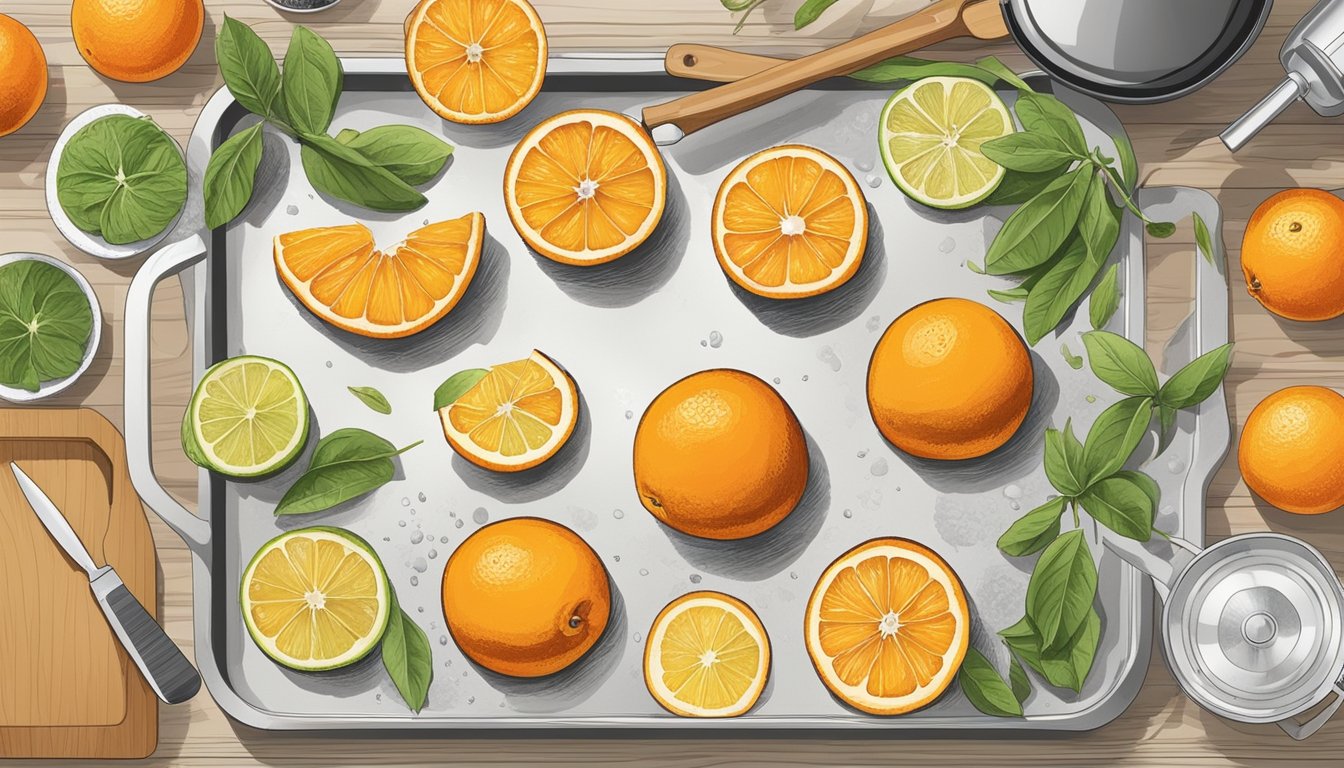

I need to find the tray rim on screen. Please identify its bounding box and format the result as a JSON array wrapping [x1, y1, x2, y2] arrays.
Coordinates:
[[163, 55, 1231, 732]]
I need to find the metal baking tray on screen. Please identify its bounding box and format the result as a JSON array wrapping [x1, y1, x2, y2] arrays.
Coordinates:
[[123, 56, 1230, 731]]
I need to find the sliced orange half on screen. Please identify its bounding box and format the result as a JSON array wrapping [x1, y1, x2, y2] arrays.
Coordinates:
[[713, 144, 868, 299], [504, 109, 667, 266], [805, 537, 969, 715], [644, 591, 771, 718], [406, 0, 547, 124], [274, 213, 484, 339], [436, 350, 578, 472]]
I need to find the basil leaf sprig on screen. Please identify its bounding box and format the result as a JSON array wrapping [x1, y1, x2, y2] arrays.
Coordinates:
[[967, 335, 1233, 716], [275, 427, 421, 515], [204, 16, 454, 228], [382, 588, 433, 712], [0, 261, 94, 391]]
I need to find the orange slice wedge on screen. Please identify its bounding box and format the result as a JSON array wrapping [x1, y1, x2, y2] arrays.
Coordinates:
[[435, 350, 578, 472], [713, 144, 867, 299], [644, 591, 770, 718], [405, 0, 547, 124], [274, 213, 484, 339], [805, 538, 969, 715], [504, 109, 667, 266]]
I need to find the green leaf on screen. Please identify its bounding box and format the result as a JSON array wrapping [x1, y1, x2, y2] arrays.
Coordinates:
[[1089, 263, 1120, 330], [1014, 92, 1088, 156], [299, 133, 427, 212], [988, 286, 1029, 303], [204, 123, 265, 229], [1146, 221, 1176, 238], [1026, 530, 1097, 651], [850, 56, 1003, 86], [984, 166, 1091, 275], [1021, 236, 1091, 346], [984, 166, 1069, 206], [275, 428, 421, 515], [1158, 343, 1233, 410], [1082, 396, 1153, 484], [794, 0, 839, 29], [1112, 132, 1138, 193], [339, 125, 453, 186], [433, 368, 490, 410], [1081, 331, 1158, 396], [216, 15, 283, 121], [56, 115, 187, 244], [382, 589, 433, 713], [1061, 342, 1083, 369], [973, 56, 1035, 93], [281, 26, 343, 135], [0, 261, 93, 392], [1157, 403, 1178, 454], [348, 385, 392, 415], [1040, 608, 1100, 692], [1114, 469, 1160, 509], [1043, 423, 1087, 497], [1193, 212, 1216, 265], [334, 128, 360, 144], [998, 496, 1065, 557], [1079, 474, 1155, 540], [1000, 616, 1044, 672], [981, 133, 1080, 173], [1077, 171, 1122, 266], [1008, 655, 1031, 705], [958, 647, 1023, 718]]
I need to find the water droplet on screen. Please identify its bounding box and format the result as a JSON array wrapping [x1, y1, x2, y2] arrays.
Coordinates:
[[409, 575, 419, 586], [417, 606, 424, 613], [382, 536, 390, 542], [428, 548, 438, 559], [397, 520, 407, 528], [855, 157, 874, 172], [429, 621, 436, 630], [307, 193, 314, 200], [462, 670, 468, 677], [325, 361, 333, 369], [449, 509, 456, 518], [700, 339, 708, 347], [612, 508, 624, 519], [472, 507, 489, 525], [772, 377, 781, 385], [789, 571, 798, 580], [843, 509, 853, 519], [895, 485, 902, 492], [468, 696, 476, 705], [375, 693, 382, 701], [624, 410, 633, 420], [1003, 484, 1023, 500], [857, 449, 868, 458], [689, 574, 702, 584], [286, 204, 299, 215], [454, 519, 464, 529], [708, 330, 723, 348], [866, 315, 882, 331], [401, 497, 411, 507], [439, 635, 449, 646], [418, 492, 427, 502], [817, 345, 842, 372], [1167, 457, 1186, 473], [870, 458, 889, 476], [639, 568, 649, 576], [409, 508, 416, 516], [633, 632, 643, 644], [1085, 394, 1097, 403], [1009, 501, 1021, 511], [801, 374, 810, 382], [440, 536, 449, 544], [410, 530, 424, 544], [865, 173, 882, 188], [939, 236, 956, 254], [412, 557, 428, 573]]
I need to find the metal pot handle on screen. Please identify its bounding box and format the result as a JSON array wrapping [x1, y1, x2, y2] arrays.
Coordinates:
[[1278, 683, 1344, 740], [1102, 534, 1201, 602], [124, 234, 211, 553]]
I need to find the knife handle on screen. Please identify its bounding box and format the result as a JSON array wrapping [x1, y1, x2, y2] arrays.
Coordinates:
[[97, 577, 202, 704]]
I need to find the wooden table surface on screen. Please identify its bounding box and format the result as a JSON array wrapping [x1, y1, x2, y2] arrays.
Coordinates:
[[3, 0, 1343, 764]]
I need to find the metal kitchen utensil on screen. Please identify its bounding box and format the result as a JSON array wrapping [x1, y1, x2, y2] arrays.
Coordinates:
[[1107, 532, 1344, 739], [122, 57, 1233, 731], [1222, 0, 1344, 151], [645, 0, 1270, 142], [9, 463, 202, 705]]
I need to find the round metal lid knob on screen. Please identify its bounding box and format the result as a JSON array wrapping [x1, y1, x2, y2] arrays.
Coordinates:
[[1244, 612, 1277, 645]]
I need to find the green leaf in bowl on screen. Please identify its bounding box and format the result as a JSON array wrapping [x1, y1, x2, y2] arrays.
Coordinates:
[[0, 261, 93, 392]]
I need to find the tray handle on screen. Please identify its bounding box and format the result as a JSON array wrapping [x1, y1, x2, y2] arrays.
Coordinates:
[[124, 234, 211, 552]]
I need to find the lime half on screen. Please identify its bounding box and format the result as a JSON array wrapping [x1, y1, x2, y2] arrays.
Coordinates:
[[879, 76, 1013, 210], [240, 527, 391, 671], [184, 355, 309, 477]]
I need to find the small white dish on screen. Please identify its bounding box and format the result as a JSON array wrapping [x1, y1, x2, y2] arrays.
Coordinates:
[[264, 0, 344, 13], [0, 253, 103, 403], [45, 104, 186, 261]]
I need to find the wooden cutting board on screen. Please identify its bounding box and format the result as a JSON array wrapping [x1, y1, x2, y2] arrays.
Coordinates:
[[0, 407, 157, 759]]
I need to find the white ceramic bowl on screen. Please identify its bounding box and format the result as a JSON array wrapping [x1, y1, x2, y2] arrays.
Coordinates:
[[45, 104, 186, 260], [0, 253, 103, 402]]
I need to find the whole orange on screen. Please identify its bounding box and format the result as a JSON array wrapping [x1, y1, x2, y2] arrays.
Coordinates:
[[1239, 386, 1344, 515], [441, 517, 610, 678], [0, 14, 47, 138], [1241, 188, 1344, 321], [868, 297, 1033, 460], [633, 369, 808, 540], [71, 0, 204, 83]]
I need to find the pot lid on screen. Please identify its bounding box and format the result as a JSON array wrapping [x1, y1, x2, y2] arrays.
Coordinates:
[[1163, 533, 1344, 723]]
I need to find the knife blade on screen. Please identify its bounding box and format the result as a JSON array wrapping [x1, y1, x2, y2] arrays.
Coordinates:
[[10, 462, 201, 705]]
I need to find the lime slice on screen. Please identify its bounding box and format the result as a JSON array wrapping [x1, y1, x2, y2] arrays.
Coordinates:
[[240, 527, 391, 671], [184, 355, 309, 477], [879, 76, 1013, 210]]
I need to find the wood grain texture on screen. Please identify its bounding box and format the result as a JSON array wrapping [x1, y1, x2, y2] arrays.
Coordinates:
[[0, 0, 1342, 764], [0, 408, 156, 759]]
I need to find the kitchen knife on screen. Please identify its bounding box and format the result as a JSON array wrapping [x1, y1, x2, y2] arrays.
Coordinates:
[[9, 462, 201, 705]]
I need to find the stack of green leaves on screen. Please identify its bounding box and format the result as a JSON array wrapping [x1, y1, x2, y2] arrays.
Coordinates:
[[56, 114, 188, 245], [205, 17, 455, 228], [960, 333, 1234, 715], [0, 261, 94, 392]]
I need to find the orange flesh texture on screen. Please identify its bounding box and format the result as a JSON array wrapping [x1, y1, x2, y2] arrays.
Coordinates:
[[411, 0, 543, 118]]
